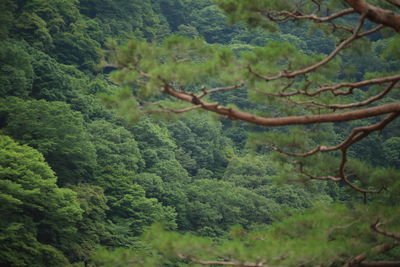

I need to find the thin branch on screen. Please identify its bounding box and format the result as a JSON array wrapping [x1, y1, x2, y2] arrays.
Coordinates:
[[265, 74, 400, 98], [386, 0, 400, 8], [138, 98, 202, 114], [146, 104, 202, 114], [273, 112, 399, 158], [177, 254, 266, 267], [297, 162, 342, 181], [272, 145, 337, 157], [329, 21, 354, 33], [272, 113, 398, 193], [248, 15, 382, 82], [283, 81, 398, 110], [347, 243, 399, 266], [343, 176, 386, 194], [371, 220, 400, 241], [197, 82, 244, 99], [264, 8, 356, 23], [359, 261, 400, 266], [328, 221, 358, 234]]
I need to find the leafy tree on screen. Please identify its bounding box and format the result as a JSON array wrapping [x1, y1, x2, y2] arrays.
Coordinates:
[[383, 137, 400, 169], [66, 184, 109, 264], [0, 41, 33, 98], [186, 179, 279, 235], [86, 119, 177, 246], [156, 0, 186, 32], [0, 97, 96, 186], [222, 154, 276, 188], [0, 135, 82, 266], [189, 4, 240, 44], [79, 0, 171, 41], [0, 0, 16, 38], [88, 119, 143, 175], [168, 113, 235, 177]]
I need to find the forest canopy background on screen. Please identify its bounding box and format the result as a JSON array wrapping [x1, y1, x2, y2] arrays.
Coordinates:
[[0, 0, 399, 266]]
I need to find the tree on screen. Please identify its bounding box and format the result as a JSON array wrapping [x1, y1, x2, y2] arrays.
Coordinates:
[[107, 0, 400, 265], [0, 135, 83, 266], [109, 0, 400, 195], [0, 97, 96, 186]]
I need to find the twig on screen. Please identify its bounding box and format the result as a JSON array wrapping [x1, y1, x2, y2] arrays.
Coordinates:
[[177, 254, 266, 267], [248, 16, 382, 82], [371, 219, 400, 241]]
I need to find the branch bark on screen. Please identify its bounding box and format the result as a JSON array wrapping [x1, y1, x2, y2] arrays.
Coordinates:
[[347, 243, 398, 266], [262, 8, 356, 23], [178, 254, 266, 267], [371, 220, 400, 241], [386, 0, 400, 8], [276, 81, 398, 110], [264, 74, 400, 97], [359, 261, 400, 267], [345, 0, 400, 31], [165, 85, 400, 126]]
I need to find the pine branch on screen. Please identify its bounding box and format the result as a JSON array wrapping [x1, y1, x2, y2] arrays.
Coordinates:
[[345, 0, 400, 31], [178, 254, 266, 267]]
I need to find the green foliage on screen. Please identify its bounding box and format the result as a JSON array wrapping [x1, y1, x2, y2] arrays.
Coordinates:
[[222, 154, 275, 188], [186, 179, 279, 235], [79, 0, 171, 41], [0, 0, 16, 38], [112, 204, 400, 267], [0, 41, 34, 98], [383, 137, 400, 169], [0, 97, 96, 186], [67, 184, 109, 263], [168, 113, 234, 176], [88, 119, 143, 174], [0, 135, 82, 266], [2, 0, 399, 265], [188, 5, 239, 44]]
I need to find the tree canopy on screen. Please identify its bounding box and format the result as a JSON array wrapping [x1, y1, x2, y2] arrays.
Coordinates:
[[0, 0, 399, 266]]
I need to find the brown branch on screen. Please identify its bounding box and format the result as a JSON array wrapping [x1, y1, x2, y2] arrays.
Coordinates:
[[177, 254, 266, 267], [338, 112, 399, 149], [371, 220, 400, 241], [284, 81, 398, 110], [329, 21, 354, 33], [266, 8, 356, 23], [297, 162, 342, 182], [272, 145, 337, 157], [138, 98, 202, 114], [273, 112, 399, 158], [271, 113, 398, 193], [328, 221, 358, 234], [146, 104, 202, 114], [359, 261, 400, 266], [197, 82, 244, 99], [164, 83, 400, 126], [345, 0, 400, 31], [347, 243, 398, 266], [266, 74, 400, 98], [248, 15, 382, 82], [343, 176, 386, 194], [386, 0, 400, 8]]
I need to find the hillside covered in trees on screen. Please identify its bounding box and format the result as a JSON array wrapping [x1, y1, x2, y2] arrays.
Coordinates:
[[0, 0, 399, 266]]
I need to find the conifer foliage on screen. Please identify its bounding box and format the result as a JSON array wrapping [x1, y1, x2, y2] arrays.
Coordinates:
[[0, 0, 399, 266]]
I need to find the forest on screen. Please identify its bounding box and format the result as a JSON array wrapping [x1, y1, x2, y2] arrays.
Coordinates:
[[0, 0, 399, 266]]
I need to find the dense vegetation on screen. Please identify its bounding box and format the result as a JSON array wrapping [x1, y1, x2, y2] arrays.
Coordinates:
[[0, 0, 399, 266]]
